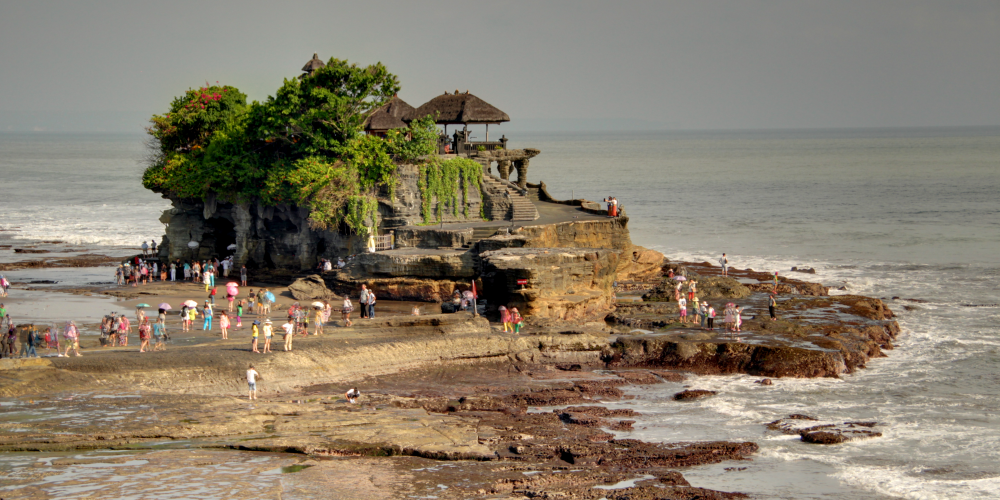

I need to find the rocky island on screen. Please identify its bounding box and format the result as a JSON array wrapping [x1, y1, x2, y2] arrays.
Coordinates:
[[0, 54, 900, 498]]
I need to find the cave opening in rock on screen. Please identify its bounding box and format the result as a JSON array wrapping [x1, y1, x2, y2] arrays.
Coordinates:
[[208, 217, 237, 259]]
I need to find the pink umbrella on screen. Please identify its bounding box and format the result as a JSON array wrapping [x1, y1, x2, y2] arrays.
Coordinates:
[[226, 283, 239, 296]]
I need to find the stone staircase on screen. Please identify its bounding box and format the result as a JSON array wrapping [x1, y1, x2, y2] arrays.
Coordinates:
[[481, 175, 539, 222]]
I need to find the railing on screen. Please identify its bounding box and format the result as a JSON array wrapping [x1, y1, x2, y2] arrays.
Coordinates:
[[374, 233, 394, 251], [460, 141, 506, 152]]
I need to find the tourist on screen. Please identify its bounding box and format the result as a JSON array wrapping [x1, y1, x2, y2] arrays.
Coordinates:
[[724, 304, 735, 332], [688, 280, 697, 302], [772, 271, 780, 293], [674, 280, 683, 302], [499, 305, 510, 332], [246, 364, 260, 400], [219, 312, 230, 339], [678, 297, 687, 323], [367, 289, 376, 319], [4, 322, 15, 358], [345, 387, 360, 404], [313, 305, 324, 335], [208, 286, 217, 306], [337, 257, 345, 269], [719, 253, 729, 277], [0, 304, 6, 326], [138, 318, 151, 353], [358, 285, 370, 319], [183, 261, 191, 280], [43, 327, 58, 353], [160, 265, 167, 282], [293, 304, 307, 336], [150, 239, 157, 255], [236, 300, 244, 329], [179, 305, 189, 332], [322, 300, 332, 324], [240, 265, 248, 287], [188, 305, 198, 330], [221, 258, 230, 278], [262, 319, 273, 353], [411, 305, 420, 316], [141, 241, 149, 257], [282, 320, 294, 351], [192, 261, 201, 282], [699, 302, 709, 330], [261, 291, 272, 316], [734, 305, 744, 332], [63, 321, 80, 357], [152, 320, 166, 351], [248, 289, 256, 313], [250, 321, 260, 353], [118, 314, 131, 346], [769, 294, 777, 321], [170, 261, 176, 281], [342, 296, 353, 327], [203, 269, 212, 292], [0, 276, 8, 297], [706, 304, 716, 330], [202, 302, 213, 331], [694, 300, 704, 329], [510, 307, 523, 334], [140, 264, 148, 285]]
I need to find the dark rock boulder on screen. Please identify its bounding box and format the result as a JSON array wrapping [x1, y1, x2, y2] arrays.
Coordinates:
[[287, 275, 336, 301], [673, 389, 717, 401], [767, 415, 882, 444]]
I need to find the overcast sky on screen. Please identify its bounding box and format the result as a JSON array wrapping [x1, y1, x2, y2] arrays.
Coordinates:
[[1, 1, 998, 132]]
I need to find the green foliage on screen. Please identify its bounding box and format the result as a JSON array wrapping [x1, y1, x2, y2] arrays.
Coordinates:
[[386, 114, 438, 162], [141, 57, 438, 237], [418, 157, 483, 223], [147, 84, 248, 154]]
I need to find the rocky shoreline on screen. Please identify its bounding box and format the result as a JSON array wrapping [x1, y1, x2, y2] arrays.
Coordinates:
[[0, 253, 901, 498]]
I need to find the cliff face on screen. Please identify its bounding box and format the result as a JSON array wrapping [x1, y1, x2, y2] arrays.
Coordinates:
[[159, 196, 362, 270]]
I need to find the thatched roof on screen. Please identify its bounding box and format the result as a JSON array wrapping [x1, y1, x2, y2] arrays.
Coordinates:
[[364, 96, 416, 131], [301, 53, 325, 73], [413, 91, 510, 124]]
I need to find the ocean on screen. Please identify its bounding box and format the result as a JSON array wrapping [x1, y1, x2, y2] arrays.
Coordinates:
[[3, 127, 1000, 498]]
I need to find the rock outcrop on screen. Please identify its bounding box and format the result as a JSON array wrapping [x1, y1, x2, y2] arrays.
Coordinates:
[[480, 247, 621, 321], [287, 274, 337, 301]]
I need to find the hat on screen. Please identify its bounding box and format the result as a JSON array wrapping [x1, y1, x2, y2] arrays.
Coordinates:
[[265, 319, 272, 324]]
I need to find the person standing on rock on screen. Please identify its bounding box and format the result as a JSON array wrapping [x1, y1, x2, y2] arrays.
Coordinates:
[[282, 320, 294, 351], [240, 265, 248, 287], [247, 364, 260, 400], [138, 318, 151, 353], [62, 321, 80, 357], [367, 290, 376, 319], [219, 312, 230, 340], [719, 254, 729, 277], [346, 387, 360, 404], [772, 271, 780, 293], [170, 262, 176, 282], [313, 305, 324, 335], [250, 321, 260, 353], [769, 294, 777, 321], [358, 285, 370, 319], [262, 319, 273, 353], [152, 320, 166, 351], [688, 280, 697, 302], [141, 241, 149, 257], [724, 304, 735, 332], [706, 304, 716, 330], [734, 305, 744, 332], [510, 308, 523, 334], [678, 297, 688, 323], [202, 302, 213, 331], [150, 240, 157, 255]]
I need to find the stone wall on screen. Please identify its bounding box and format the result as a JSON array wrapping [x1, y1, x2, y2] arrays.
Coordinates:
[[383, 164, 484, 227]]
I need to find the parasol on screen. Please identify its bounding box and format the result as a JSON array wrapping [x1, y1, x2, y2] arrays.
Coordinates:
[[726, 302, 736, 308], [158, 303, 172, 310], [673, 276, 686, 281], [312, 301, 324, 309], [264, 291, 275, 302], [226, 283, 239, 295], [226, 244, 237, 251], [187, 241, 199, 249], [135, 303, 151, 308], [183, 300, 198, 308]]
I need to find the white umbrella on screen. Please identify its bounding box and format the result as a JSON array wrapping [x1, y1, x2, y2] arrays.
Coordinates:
[[226, 244, 237, 251], [183, 300, 198, 308], [312, 301, 325, 309], [673, 276, 687, 281], [187, 241, 199, 249]]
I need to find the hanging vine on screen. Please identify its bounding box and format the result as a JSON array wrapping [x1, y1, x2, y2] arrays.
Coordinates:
[[418, 157, 483, 223]]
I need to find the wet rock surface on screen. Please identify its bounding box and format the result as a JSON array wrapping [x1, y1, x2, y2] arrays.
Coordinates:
[[766, 414, 883, 444], [673, 389, 718, 401]]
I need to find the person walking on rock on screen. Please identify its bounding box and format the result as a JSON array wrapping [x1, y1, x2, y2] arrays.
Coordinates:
[[62, 321, 80, 357], [247, 364, 260, 400], [510, 308, 524, 334], [202, 302, 213, 331], [719, 254, 729, 277], [769, 294, 778, 321], [342, 296, 353, 327], [706, 304, 716, 330], [219, 312, 230, 340], [346, 387, 360, 404], [499, 305, 511, 332], [688, 280, 697, 302], [772, 271, 780, 293], [138, 318, 151, 353], [677, 297, 688, 323]]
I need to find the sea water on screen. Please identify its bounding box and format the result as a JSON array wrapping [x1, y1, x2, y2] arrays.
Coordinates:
[[516, 127, 1000, 499], [2, 128, 1000, 498]]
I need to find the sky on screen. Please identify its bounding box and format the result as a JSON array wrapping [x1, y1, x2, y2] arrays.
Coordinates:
[[1, 0, 998, 132]]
